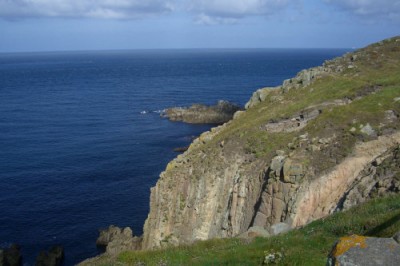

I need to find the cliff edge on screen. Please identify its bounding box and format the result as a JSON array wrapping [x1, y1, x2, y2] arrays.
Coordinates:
[[142, 37, 400, 250]]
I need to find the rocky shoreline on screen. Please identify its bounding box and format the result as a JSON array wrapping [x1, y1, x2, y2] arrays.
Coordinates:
[[161, 100, 242, 124], [0, 245, 64, 266]]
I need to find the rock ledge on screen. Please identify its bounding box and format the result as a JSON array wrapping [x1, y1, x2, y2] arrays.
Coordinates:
[[162, 100, 241, 124]]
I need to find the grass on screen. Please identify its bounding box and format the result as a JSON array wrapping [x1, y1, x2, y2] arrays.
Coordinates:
[[202, 36, 400, 161], [111, 194, 400, 266]]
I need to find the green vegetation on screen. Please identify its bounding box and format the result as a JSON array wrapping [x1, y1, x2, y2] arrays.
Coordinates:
[[107, 194, 400, 265], [200, 36, 400, 166]]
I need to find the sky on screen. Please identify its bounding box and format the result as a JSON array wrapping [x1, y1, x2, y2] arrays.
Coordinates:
[[0, 0, 399, 52]]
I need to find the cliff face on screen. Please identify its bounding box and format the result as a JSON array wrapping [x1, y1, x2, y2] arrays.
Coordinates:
[[142, 37, 400, 250], [142, 123, 266, 248]]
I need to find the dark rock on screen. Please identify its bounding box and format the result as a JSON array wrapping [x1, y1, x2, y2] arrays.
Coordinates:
[[162, 100, 242, 124], [327, 234, 400, 266], [0, 244, 22, 266], [0, 250, 4, 266], [393, 232, 400, 244], [96, 225, 142, 256], [35, 246, 64, 266], [173, 146, 189, 153]]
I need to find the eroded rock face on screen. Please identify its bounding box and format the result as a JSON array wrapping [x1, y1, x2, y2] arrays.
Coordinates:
[[142, 120, 262, 249], [337, 146, 400, 211], [142, 128, 400, 251], [97, 225, 141, 256], [162, 100, 241, 124], [292, 132, 400, 227], [327, 234, 400, 266], [142, 150, 266, 249]]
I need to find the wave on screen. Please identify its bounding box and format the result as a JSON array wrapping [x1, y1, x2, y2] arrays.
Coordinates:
[[140, 109, 165, 115]]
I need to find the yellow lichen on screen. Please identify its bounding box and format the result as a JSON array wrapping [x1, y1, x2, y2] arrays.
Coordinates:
[[166, 161, 176, 171], [333, 235, 368, 258]]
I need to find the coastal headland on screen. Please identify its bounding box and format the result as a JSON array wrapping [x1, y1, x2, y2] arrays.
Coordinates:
[[80, 36, 400, 265]]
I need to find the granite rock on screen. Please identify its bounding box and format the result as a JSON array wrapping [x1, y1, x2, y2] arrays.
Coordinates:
[[327, 234, 400, 266]]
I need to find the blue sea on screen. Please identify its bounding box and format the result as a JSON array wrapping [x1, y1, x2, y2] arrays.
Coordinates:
[[0, 49, 348, 265]]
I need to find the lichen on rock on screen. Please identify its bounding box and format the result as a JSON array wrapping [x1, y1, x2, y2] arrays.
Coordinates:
[[327, 233, 400, 266]]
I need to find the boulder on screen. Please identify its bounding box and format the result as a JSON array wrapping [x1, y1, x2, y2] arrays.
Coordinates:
[[96, 225, 142, 256], [162, 100, 242, 124], [283, 159, 304, 183], [96, 225, 122, 246], [238, 226, 271, 239], [245, 87, 280, 109], [327, 234, 400, 266], [360, 123, 376, 136], [173, 146, 189, 153], [35, 246, 64, 266], [270, 155, 286, 178], [269, 223, 291, 236]]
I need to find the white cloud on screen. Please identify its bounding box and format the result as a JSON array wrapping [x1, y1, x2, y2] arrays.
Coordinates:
[[194, 14, 238, 25], [0, 0, 175, 19], [325, 0, 400, 19], [186, 0, 292, 24]]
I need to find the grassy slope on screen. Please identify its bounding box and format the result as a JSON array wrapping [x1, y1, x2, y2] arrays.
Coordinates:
[[81, 37, 400, 265], [219, 37, 400, 156], [91, 194, 400, 265]]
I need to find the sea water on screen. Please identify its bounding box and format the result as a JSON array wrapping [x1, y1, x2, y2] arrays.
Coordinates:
[[0, 49, 348, 265]]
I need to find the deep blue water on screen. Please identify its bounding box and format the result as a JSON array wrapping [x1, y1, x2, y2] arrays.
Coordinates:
[[0, 49, 348, 265]]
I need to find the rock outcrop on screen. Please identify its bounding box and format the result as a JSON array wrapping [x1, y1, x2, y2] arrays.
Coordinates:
[[0, 244, 22, 266], [162, 100, 241, 124], [96, 225, 141, 256], [327, 234, 400, 266], [35, 246, 64, 266], [142, 37, 400, 250]]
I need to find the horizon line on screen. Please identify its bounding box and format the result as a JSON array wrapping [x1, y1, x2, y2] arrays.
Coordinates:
[[0, 47, 354, 55]]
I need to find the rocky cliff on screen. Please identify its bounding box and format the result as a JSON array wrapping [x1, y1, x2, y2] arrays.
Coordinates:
[[142, 37, 400, 250]]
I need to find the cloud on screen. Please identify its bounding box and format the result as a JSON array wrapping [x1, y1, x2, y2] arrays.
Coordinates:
[[186, 0, 292, 24], [325, 0, 400, 20], [0, 0, 175, 19]]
